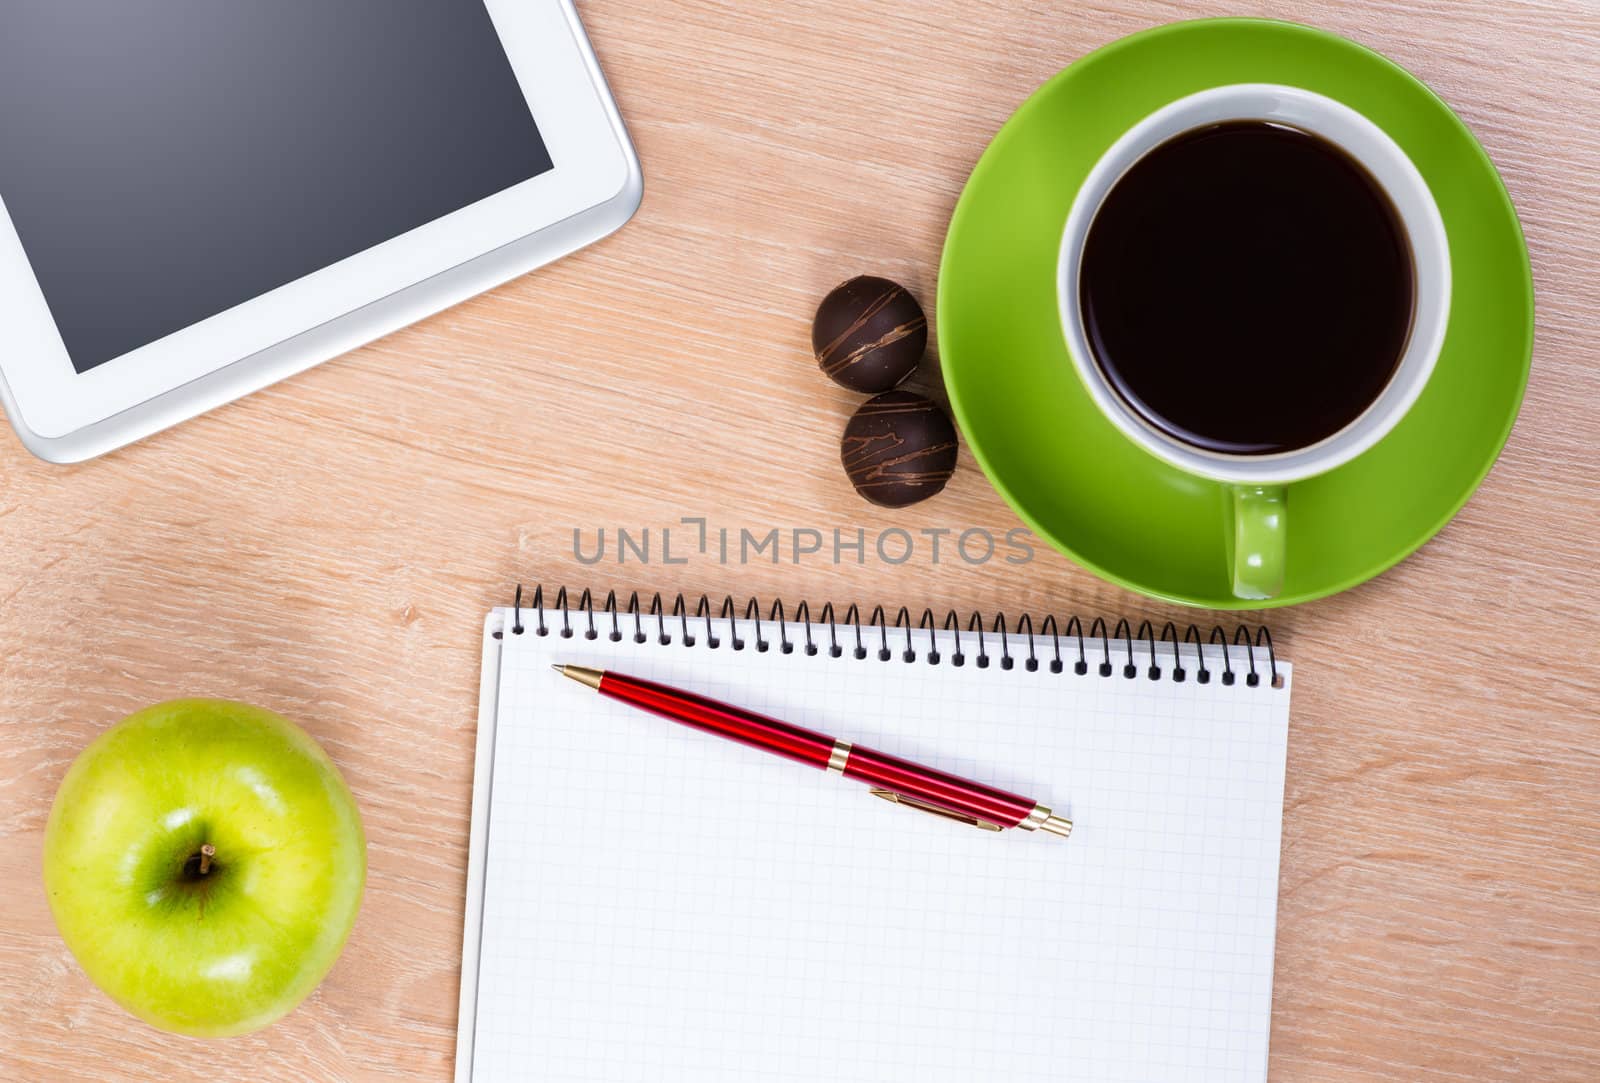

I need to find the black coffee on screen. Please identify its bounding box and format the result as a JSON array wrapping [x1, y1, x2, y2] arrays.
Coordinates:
[[1079, 121, 1414, 455]]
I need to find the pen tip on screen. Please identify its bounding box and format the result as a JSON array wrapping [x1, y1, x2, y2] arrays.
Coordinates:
[[554, 665, 605, 690]]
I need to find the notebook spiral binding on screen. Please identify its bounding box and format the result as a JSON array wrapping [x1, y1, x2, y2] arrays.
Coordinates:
[[499, 584, 1282, 690]]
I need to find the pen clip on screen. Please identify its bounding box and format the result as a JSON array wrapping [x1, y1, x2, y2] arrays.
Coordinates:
[[869, 788, 1003, 832]]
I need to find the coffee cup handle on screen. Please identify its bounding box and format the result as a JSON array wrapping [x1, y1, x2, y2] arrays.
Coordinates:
[[1229, 485, 1287, 601]]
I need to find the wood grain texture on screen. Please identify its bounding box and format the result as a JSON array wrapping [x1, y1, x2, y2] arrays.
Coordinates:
[[2, 1, 1597, 1079]]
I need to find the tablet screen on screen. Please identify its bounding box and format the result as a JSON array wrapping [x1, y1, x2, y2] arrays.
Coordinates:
[[0, 2, 553, 373]]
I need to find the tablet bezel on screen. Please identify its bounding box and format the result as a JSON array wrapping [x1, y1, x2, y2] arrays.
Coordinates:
[[0, 0, 640, 460]]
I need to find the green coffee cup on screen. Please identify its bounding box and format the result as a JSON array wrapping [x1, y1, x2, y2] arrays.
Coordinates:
[[1056, 84, 1451, 601]]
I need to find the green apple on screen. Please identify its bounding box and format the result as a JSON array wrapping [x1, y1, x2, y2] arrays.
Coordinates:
[[43, 699, 365, 1037]]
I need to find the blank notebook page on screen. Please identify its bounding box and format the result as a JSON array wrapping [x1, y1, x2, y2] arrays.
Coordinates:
[[462, 610, 1292, 1083]]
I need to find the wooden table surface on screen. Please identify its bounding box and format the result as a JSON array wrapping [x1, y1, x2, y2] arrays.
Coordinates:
[[3, 2, 1597, 1080]]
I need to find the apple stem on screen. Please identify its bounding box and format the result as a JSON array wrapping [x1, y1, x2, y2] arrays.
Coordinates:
[[198, 843, 215, 877]]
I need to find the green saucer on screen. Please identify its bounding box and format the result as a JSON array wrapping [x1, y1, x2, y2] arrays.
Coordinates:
[[938, 18, 1533, 609]]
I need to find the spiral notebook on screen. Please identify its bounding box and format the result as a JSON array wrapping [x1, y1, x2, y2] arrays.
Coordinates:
[[457, 588, 1293, 1083]]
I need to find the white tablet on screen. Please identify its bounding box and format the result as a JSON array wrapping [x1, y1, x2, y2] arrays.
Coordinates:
[[0, 1, 641, 462]]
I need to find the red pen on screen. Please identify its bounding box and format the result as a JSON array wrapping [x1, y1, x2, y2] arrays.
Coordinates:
[[554, 665, 1072, 839]]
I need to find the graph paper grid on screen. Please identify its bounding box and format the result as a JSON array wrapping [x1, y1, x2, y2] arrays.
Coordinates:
[[460, 609, 1292, 1083]]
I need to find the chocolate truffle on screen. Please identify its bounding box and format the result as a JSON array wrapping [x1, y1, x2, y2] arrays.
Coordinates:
[[812, 276, 927, 392], [840, 391, 958, 507]]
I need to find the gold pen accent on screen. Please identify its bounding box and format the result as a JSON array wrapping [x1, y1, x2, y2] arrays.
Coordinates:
[[1017, 802, 1074, 838], [826, 739, 852, 775], [553, 664, 604, 690], [870, 789, 1003, 832]]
